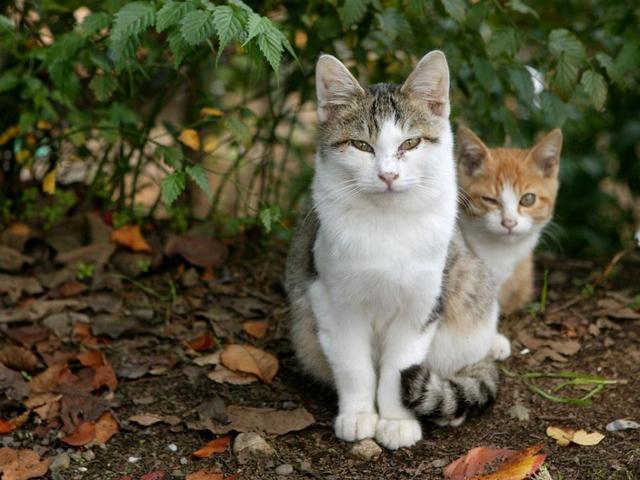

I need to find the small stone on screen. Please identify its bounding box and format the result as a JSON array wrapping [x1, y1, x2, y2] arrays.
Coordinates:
[[233, 432, 275, 464], [82, 450, 95, 461], [50, 452, 71, 471], [180, 268, 200, 288], [431, 458, 448, 468], [349, 439, 382, 461], [171, 470, 185, 478], [275, 464, 293, 476], [70, 452, 83, 463], [606, 419, 640, 431], [180, 457, 188, 465], [507, 403, 530, 422], [128, 456, 141, 463], [1, 437, 15, 448], [299, 461, 312, 472], [168, 443, 178, 452]]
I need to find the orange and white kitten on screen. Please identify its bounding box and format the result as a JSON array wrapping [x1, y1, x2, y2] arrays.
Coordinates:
[[456, 127, 562, 314]]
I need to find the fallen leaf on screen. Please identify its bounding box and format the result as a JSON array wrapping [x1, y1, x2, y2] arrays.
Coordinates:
[[61, 422, 95, 446], [111, 225, 152, 253], [207, 366, 257, 385], [242, 321, 269, 339], [220, 344, 278, 384], [444, 444, 545, 480], [94, 412, 119, 444], [129, 414, 164, 427], [140, 472, 166, 480], [0, 273, 42, 301], [187, 332, 214, 351], [73, 322, 100, 347], [179, 128, 200, 150], [193, 352, 220, 367], [24, 393, 62, 420], [29, 364, 68, 394], [0, 346, 39, 372], [0, 419, 12, 434], [195, 406, 314, 436], [186, 470, 223, 480], [54, 243, 116, 267], [59, 281, 88, 297], [192, 435, 231, 458], [0, 448, 51, 480], [164, 235, 228, 269], [42, 168, 57, 194], [546, 426, 604, 446], [200, 107, 224, 118]]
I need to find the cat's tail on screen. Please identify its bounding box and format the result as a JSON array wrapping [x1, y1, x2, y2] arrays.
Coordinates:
[[401, 358, 498, 426]]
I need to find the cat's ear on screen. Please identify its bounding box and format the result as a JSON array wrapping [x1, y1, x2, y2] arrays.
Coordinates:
[[401, 50, 450, 117], [316, 55, 365, 123], [529, 129, 562, 177], [457, 127, 489, 176]]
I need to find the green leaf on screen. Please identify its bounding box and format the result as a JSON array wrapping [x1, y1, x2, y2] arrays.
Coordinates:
[[161, 171, 186, 206], [580, 70, 607, 111], [110, 2, 155, 41], [227, 115, 251, 145], [0, 69, 20, 93], [257, 25, 284, 74], [376, 8, 412, 42], [89, 74, 117, 101], [180, 9, 216, 45], [506, 0, 539, 18], [508, 67, 534, 104], [167, 29, 192, 67], [470, 57, 493, 91], [595, 52, 616, 81], [552, 55, 579, 99], [259, 205, 281, 233], [405, 0, 427, 18], [78, 12, 111, 36], [157, 0, 197, 32], [157, 145, 184, 169], [614, 41, 639, 78], [548, 29, 585, 65], [186, 164, 211, 197], [244, 13, 269, 45], [212, 5, 243, 60], [486, 29, 519, 58], [540, 91, 567, 127], [339, 0, 370, 28], [441, 0, 466, 23]]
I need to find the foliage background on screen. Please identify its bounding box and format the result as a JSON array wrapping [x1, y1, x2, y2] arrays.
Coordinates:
[[0, 0, 638, 256]]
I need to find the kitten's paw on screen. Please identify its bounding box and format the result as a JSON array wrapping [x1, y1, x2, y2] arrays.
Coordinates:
[[375, 418, 422, 450], [491, 333, 511, 361], [335, 413, 379, 442], [434, 415, 466, 427]]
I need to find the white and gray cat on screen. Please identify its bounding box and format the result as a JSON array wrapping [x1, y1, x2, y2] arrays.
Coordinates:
[[285, 51, 510, 450]]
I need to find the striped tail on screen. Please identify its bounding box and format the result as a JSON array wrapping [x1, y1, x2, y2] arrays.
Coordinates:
[[401, 358, 499, 426]]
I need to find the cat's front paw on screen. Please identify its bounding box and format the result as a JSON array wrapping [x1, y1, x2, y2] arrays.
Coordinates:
[[375, 418, 422, 450], [335, 413, 379, 442], [491, 333, 511, 360]]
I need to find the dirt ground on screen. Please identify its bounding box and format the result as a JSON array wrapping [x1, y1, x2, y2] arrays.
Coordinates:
[[1, 227, 639, 480]]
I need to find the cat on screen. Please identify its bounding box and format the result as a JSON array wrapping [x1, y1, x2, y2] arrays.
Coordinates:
[[285, 51, 510, 450], [456, 127, 562, 314]]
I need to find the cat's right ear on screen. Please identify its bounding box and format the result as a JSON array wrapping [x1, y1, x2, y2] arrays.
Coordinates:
[[457, 127, 489, 176], [316, 55, 364, 123]]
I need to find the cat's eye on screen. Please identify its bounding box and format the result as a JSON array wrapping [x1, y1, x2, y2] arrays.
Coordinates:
[[399, 137, 421, 151], [350, 140, 374, 153], [482, 196, 499, 205], [520, 193, 536, 207]]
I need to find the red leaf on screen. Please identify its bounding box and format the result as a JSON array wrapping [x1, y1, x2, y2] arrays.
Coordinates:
[[61, 422, 96, 446], [187, 332, 214, 352], [192, 435, 231, 458], [0, 419, 12, 434], [140, 471, 166, 480], [444, 444, 546, 480]]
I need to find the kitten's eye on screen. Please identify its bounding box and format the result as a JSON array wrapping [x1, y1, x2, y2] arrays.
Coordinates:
[[520, 193, 536, 207], [350, 140, 374, 153], [482, 196, 499, 205], [399, 137, 421, 151]]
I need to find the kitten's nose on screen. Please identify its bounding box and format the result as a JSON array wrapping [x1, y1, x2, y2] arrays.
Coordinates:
[[378, 172, 399, 188], [501, 218, 518, 232]]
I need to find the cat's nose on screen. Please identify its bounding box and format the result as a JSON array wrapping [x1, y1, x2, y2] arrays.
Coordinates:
[[501, 218, 518, 232], [378, 172, 399, 188]]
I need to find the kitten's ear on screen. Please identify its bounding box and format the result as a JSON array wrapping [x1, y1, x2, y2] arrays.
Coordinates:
[[457, 127, 489, 176], [316, 55, 364, 123], [401, 50, 450, 117], [529, 129, 562, 177]]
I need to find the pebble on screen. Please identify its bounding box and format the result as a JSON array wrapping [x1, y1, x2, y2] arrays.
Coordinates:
[[275, 464, 294, 476], [128, 456, 141, 463], [180, 457, 188, 465], [349, 439, 382, 460], [168, 443, 178, 452], [82, 450, 95, 462], [431, 458, 448, 468], [171, 469, 185, 478], [606, 419, 640, 431], [233, 432, 275, 464], [507, 403, 531, 422], [50, 452, 71, 471]]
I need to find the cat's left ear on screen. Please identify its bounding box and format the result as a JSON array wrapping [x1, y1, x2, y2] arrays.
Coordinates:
[[529, 129, 563, 177], [401, 50, 450, 117]]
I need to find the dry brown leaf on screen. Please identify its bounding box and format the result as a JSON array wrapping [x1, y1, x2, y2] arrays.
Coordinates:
[[29, 364, 68, 394], [193, 352, 220, 367], [186, 332, 214, 351], [178, 128, 200, 150], [24, 393, 62, 420], [7, 222, 31, 237], [61, 421, 95, 446], [444, 444, 546, 480], [129, 413, 164, 427], [94, 412, 119, 444], [192, 435, 231, 458], [0, 447, 51, 480], [242, 321, 269, 339], [200, 406, 315, 436], [164, 235, 228, 269], [207, 366, 257, 385], [0, 346, 39, 372], [546, 426, 604, 446], [110, 225, 152, 253], [220, 344, 278, 384], [186, 470, 224, 480], [0, 419, 11, 434]]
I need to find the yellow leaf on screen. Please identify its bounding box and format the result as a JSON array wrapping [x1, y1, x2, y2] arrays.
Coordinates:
[[15, 149, 31, 165], [178, 128, 200, 151], [203, 136, 219, 153], [220, 344, 279, 384], [294, 30, 308, 49], [36, 120, 52, 130], [200, 107, 224, 118], [42, 168, 57, 195], [572, 429, 604, 446], [110, 224, 152, 253], [0, 125, 19, 146], [546, 426, 572, 446]]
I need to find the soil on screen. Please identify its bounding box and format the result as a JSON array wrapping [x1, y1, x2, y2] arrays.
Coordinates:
[[2, 236, 640, 480]]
